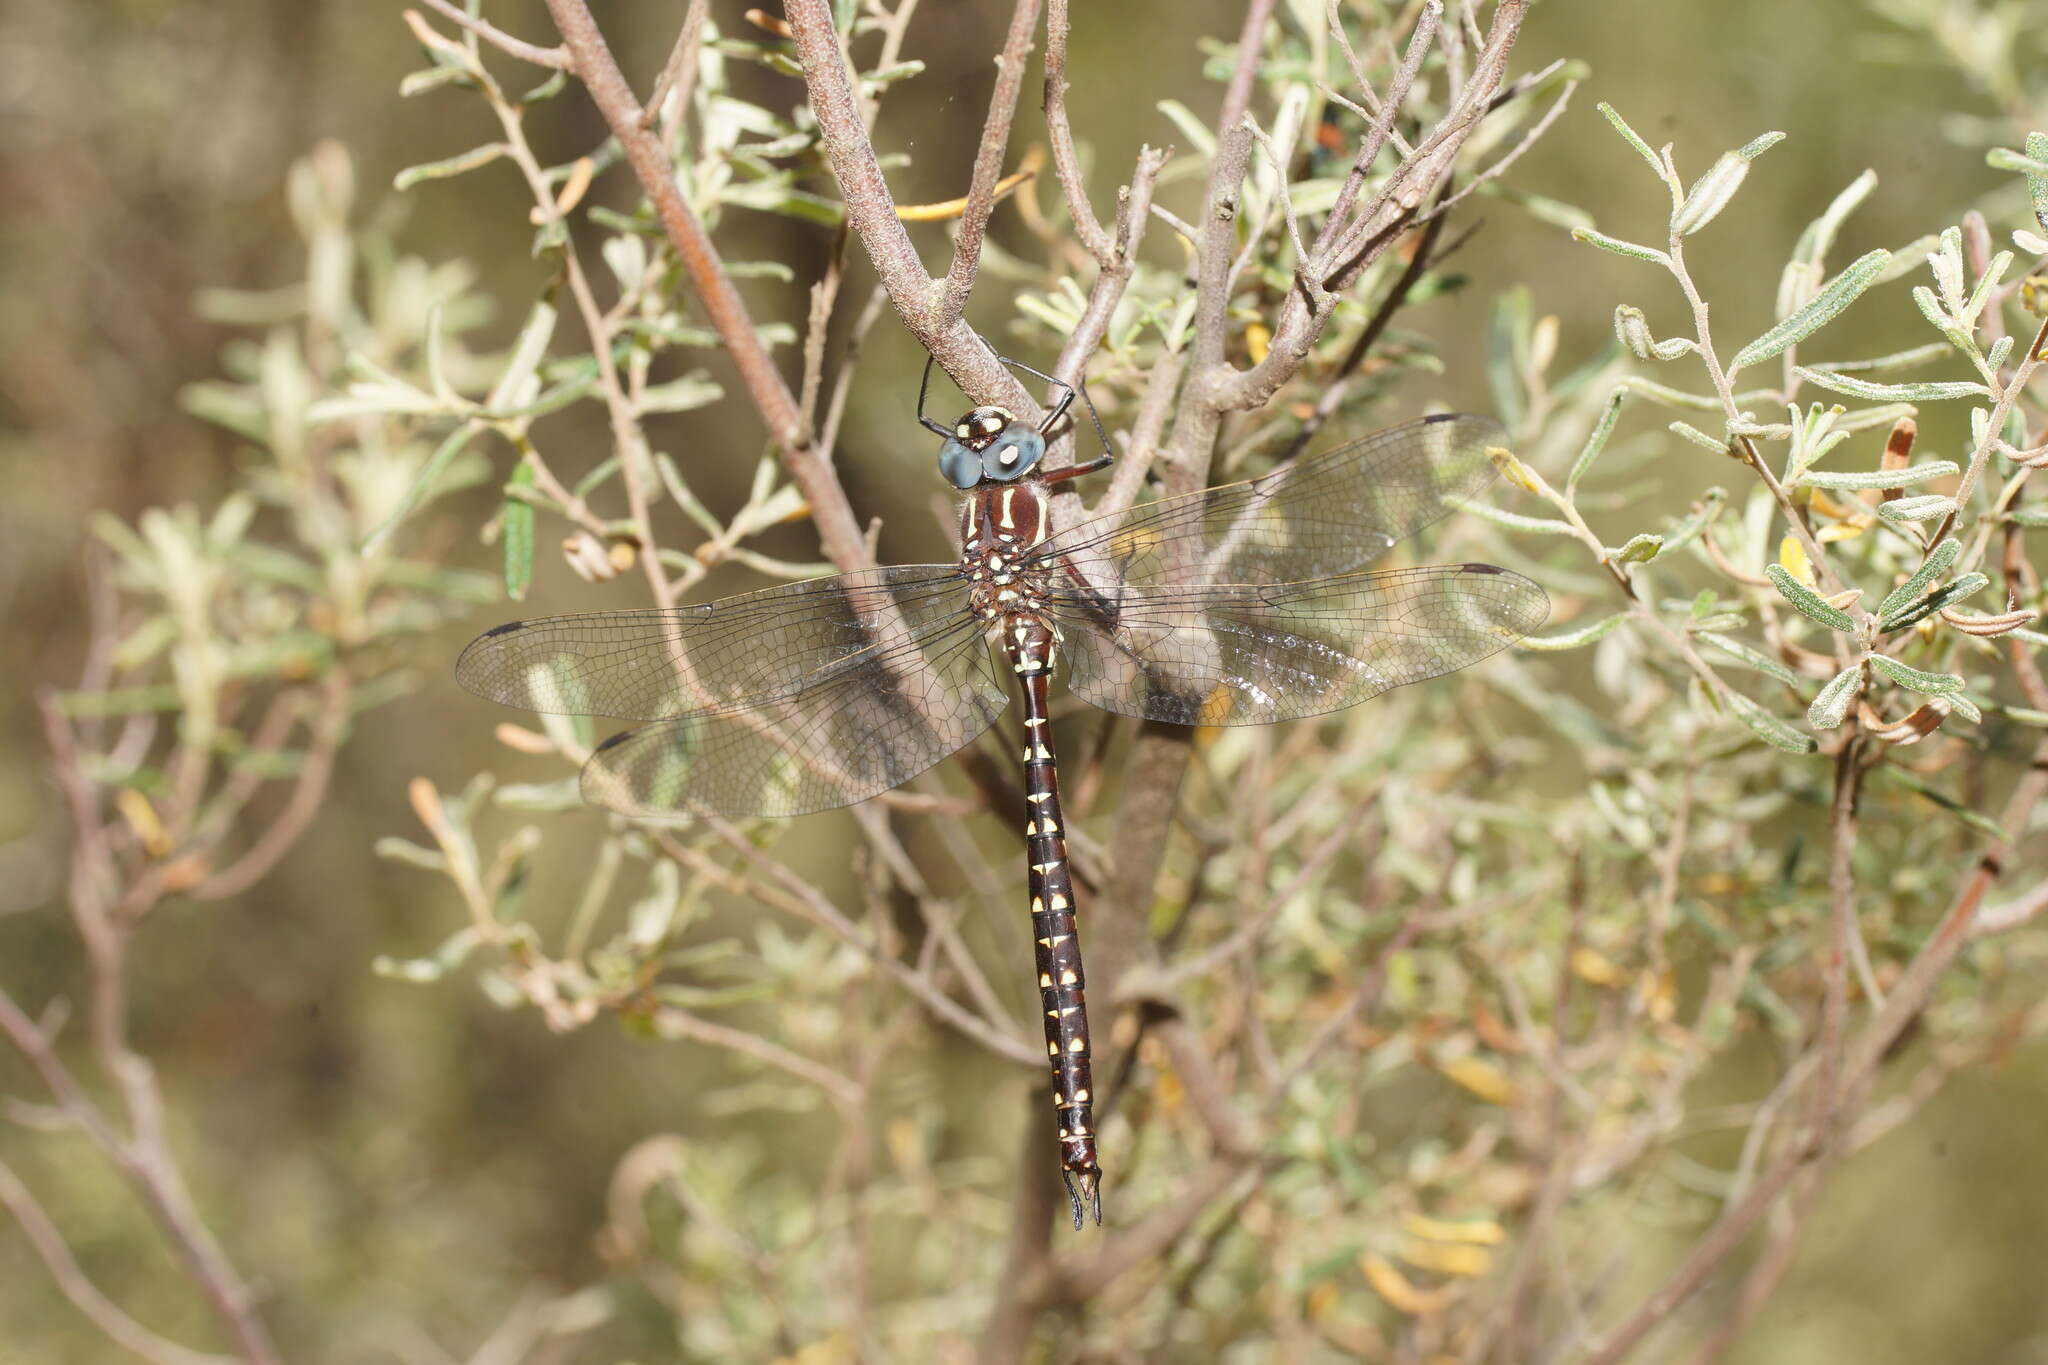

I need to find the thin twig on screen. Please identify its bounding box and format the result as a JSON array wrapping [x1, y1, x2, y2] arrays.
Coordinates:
[[938, 0, 1045, 326], [417, 0, 572, 68]]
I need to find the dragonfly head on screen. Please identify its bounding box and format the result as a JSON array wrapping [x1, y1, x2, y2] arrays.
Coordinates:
[[937, 406, 1046, 488]]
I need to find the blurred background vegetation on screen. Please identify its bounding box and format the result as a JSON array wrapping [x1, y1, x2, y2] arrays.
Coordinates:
[[4, 0, 2048, 1361]]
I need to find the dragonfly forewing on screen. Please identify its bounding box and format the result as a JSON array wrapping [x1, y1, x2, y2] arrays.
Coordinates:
[[1049, 563, 1547, 726]]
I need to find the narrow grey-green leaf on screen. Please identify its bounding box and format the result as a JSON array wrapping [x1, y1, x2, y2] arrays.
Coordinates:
[[503, 460, 536, 602], [486, 291, 559, 413], [1464, 503, 1580, 536], [1882, 768, 2006, 840], [1807, 665, 1862, 730], [1877, 539, 1962, 617], [1880, 571, 1989, 632], [1803, 342, 1951, 375], [1698, 631, 1802, 686], [1735, 130, 1787, 162], [2028, 132, 2048, 232], [1790, 170, 1876, 274], [1798, 459, 1959, 490], [1571, 227, 1671, 265], [1597, 102, 1668, 180], [1614, 304, 1654, 359], [1726, 692, 1820, 753], [1986, 145, 2048, 178], [1612, 533, 1663, 564], [1731, 248, 1891, 370], [363, 423, 476, 555], [1567, 387, 1626, 491], [1669, 421, 1728, 452], [1875, 494, 1956, 524], [1673, 150, 1751, 235], [1870, 653, 1964, 694], [1765, 563, 1857, 632], [1793, 367, 1989, 402], [394, 142, 508, 191], [1521, 614, 1627, 652]]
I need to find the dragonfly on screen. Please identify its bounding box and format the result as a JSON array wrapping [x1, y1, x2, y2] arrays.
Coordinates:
[[456, 361, 1548, 1228]]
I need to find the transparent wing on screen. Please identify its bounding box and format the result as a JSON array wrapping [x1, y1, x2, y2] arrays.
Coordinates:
[[1028, 414, 1508, 591], [455, 565, 972, 722], [579, 617, 1007, 819], [1047, 563, 1548, 726]]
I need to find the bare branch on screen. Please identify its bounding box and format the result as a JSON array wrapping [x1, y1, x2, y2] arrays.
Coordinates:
[[414, 0, 571, 69], [938, 0, 1044, 326], [0, 1158, 232, 1365]]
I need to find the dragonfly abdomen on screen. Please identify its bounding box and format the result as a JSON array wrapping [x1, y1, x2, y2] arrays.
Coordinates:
[[1007, 614, 1101, 1228]]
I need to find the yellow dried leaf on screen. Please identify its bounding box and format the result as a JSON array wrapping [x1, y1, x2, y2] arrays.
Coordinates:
[[1777, 535, 1813, 585], [1305, 1281, 1339, 1321], [1816, 522, 1864, 543], [1486, 445, 1543, 496], [884, 1117, 922, 1170], [772, 1331, 854, 1365], [1246, 322, 1272, 365], [1441, 1055, 1514, 1105], [1639, 967, 1677, 1023], [1361, 1253, 1452, 1315], [1402, 1213, 1507, 1246], [1400, 1240, 1495, 1277], [116, 788, 170, 857], [1570, 946, 1624, 987]]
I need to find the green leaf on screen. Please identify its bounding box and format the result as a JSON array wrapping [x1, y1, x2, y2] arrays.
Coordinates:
[[1570, 227, 1670, 265], [1793, 367, 1989, 402], [1880, 571, 1989, 633], [362, 423, 478, 556], [1987, 145, 2048, 179], [637, 374, 724, 414], [1698, 630, 1801, 686], [1731, 249, 1891, 371], [1798, 459, 1959, 490], [1875, 495, 1956, 524], [2029, 132, 2048, 233], [1673, 139, 1777, 236], [1462, 503, 1579, 536], [1611, 532, 1664, 564], [1765, 563, 1857, 632], [1870, 653, 1963, 694], [1877, 539, 1963, 618], [394, 142, 508, 191], [1154, 100, 1218, 158], [399, 65, 477, 98], [503, 460, 536, 602], [486, 290, 560, 414], [1621, 376, 1721, 410], [1807, 665, 1862, 730], [1726, 692, 1819, 753], [1803, 342, 1951, 375], [1567, 387, 1626, 491], [1520, 614, 1626, 651], [1596, 102, 1668, 182], [1882, 768, 2006, 840], [1669, 421, 1728, 452]]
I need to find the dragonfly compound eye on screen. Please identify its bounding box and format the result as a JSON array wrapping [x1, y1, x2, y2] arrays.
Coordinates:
[[937, 408, 1045, 487]]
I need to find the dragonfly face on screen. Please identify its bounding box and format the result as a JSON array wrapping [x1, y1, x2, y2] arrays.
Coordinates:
[[937, 405, 1047, 488]]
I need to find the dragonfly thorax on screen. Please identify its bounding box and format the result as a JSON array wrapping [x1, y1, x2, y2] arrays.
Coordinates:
[[962, 482, 1056, 623], [938, 406, 1047, 488]]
